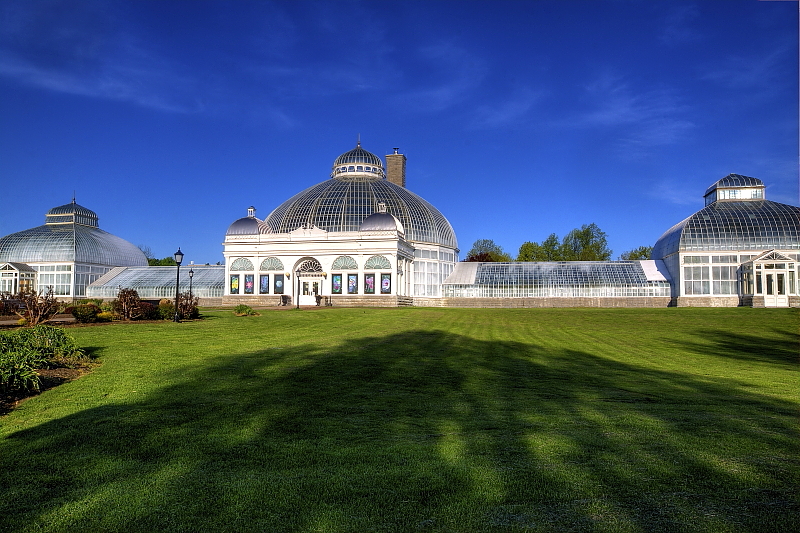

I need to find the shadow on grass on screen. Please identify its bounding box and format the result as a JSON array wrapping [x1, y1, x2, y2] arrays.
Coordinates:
[[1, 330, 798, 532], [668, 327, 799, 367]]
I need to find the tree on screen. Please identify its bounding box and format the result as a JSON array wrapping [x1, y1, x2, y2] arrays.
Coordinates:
[[559, 223, 612, 261], [464, 239, 512, 262], [11, 288, 60, 326], [516, 224, 611, 262], [149, 256, 178, 266], [113, 288, 144, 320], [177, 291, 200, 319], [138, 245, 155, 261], [619, 246, 653, 260], [517, 233, 561, 261]]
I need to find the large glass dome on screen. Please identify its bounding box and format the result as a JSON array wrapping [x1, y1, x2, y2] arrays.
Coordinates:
[[0, 200, 148, 266], [262, 144, 458, 249]]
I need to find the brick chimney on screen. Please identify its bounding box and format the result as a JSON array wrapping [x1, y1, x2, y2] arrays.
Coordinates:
[[385, 148, 406, 187]]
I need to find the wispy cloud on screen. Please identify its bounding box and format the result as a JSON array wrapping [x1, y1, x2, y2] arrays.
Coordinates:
[[701, 45, 792, 91], [565, 74, 694, 153], [470, 87, 544, 129], [393, 42, 487, 113], [648, 180, 703, 206], [659, 4, 702, 46], [0, 1, 202, 114]]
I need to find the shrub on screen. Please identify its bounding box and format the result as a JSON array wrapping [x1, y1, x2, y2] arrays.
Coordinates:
[[137, 302, 160, 320], [0, 326, 86, 391], [8, 289, 60, 326], [233, 304, 258, 316], [178, 291, 200, 319], [0, 345, 45, 392], [96, 311, 114, 322], [76, 299, 103, 307], [113, 288, 142, 320], [72, 304, 101, 323], [159, 301, 176, 320]]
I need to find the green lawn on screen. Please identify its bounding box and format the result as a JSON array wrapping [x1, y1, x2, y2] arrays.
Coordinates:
[[1, 307, 797, 532]]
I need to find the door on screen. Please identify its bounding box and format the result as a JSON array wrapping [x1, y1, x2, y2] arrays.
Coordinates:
[[298, 279, 320, 306], [763, 271, 789, 307]]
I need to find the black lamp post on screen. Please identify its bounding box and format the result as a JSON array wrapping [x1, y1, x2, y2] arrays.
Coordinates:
[[173, 248, 184, 322], [188, 267, 194, 300], [295, 270, 301, 309]]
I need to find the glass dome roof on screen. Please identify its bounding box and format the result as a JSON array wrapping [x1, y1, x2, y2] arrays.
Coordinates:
[[704, 174, 763, 197], [258, 144, 458, 249], [264, 178, 457, 249], [0, 201, 148, 266], [333, 142, 384, 169], [44, 200, 100, 227], [653, 199, 800, 258]]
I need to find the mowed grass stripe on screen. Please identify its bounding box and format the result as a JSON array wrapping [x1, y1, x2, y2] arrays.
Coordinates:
[[0, 307, 797, 532]]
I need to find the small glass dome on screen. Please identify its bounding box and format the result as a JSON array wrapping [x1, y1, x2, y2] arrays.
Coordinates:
[[44, 200, 100, 227], [330, 142, 386, 181], [704, 174, 764, 197], [226, 207, 270, 236], [360, 211, 405, 233]]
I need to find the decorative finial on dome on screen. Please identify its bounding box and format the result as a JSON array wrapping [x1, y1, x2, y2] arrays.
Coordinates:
[[377, 202, 387, 213], [357, 133, 361, 148], [247, 206, 256, 218]]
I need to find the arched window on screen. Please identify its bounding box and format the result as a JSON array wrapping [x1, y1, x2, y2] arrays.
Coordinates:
[[230, 258, 254, 271], [364, 255, 391, 270], [331, 256, 358, 270], [297, 258, 323, 273], [260, 257, 284, 271]]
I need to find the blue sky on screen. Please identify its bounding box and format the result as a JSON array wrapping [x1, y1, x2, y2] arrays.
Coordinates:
[[1, 0, 797, 265]]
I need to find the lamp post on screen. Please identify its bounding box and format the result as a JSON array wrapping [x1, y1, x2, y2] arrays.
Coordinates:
[[173, 248, 184, 322], [188, 267, 194, 300], [296, 269, 301, 309]]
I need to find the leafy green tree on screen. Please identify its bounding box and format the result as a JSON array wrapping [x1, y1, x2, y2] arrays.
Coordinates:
[[464, 239, 512, 262], [517, 241, 543, 261], [517, 225, 611, 262], [540, 233, 561, 260], [519, 233, 563, 261], [619, 246, 653, 260], [148, 257, 178, 266], [559, 223, 612, 261]]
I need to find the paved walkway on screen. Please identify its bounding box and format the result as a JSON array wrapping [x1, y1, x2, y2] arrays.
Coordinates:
[[0, 314, 76, 327]]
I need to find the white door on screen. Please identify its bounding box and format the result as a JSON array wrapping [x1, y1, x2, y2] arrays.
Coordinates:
[[298, 279, 320, 306], [763, 271, 789, 307]]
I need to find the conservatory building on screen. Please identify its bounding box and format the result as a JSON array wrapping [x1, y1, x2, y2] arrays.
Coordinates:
[[0, 200, 148, 299], [652, 175, 799, 307], [221, 143, 459, 306]]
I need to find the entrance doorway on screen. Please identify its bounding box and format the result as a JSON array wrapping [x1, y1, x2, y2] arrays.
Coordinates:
[[763, 270, 789, 307], [742, 251, 796, 308], [294, 258, 324, 306], [299, 280, 320, 306]]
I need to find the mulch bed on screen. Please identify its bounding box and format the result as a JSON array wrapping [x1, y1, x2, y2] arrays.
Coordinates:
[[0, 367, 89, 416]]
